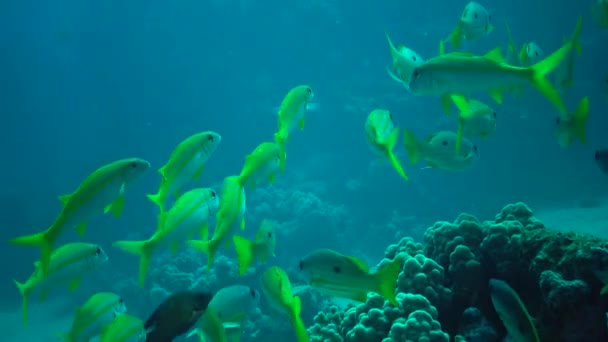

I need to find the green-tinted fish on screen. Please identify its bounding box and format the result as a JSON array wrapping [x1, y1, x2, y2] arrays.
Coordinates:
[[14, 242, 109, 327], [233, 219, 277, 276], [238, 141, 283, 189], [592, 0, 608, 28], [519, 42, 544, 66], [100, 313, 146, 342], [449, 95, 496, 153], [273, 85, 315, 171], [113, 187, 220, 287], [385, 33, 425, 88], [364, 109, 409, 181], [58, 292, 126, 342], [554, 16, 583, 91], [409, 24, 579, 115], [555, 97, 590, 148], [298, 249, 401, 306], [9, 158, 149, 276], [403, 129, 479, 171], [188, 176, 246, 268], [261, 266, 308, 342], [446, 1, 494, 49], [504, 18, 519, 65], [147, 131, 221, 212], [489, 278, 540, 342]]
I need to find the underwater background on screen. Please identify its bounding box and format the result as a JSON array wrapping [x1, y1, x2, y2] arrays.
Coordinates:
[[1, 0, 607, 341]]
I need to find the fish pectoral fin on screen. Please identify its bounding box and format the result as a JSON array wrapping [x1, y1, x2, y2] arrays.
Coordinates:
[[440, 95, 453, 115], [58, 193, 72, 206], [76, 223, 88, 237], [268, 172, 276, 184], [105, 196, 126, 219], [484, 47, 506, 64], [488, 89, 503, 104], [193, 165, 205, 180], [298, 117, 306, 130], [240, 217, 245, 230], [170, 241, 179, 255], [68, 278, 82, 292], [200, 223, 209, 241]]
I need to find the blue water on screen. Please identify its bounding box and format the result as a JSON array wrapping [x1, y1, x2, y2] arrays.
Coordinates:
[[1, 0, 607, 341]]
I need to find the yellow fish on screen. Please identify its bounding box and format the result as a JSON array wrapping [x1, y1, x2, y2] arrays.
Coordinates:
[[364, 109, 408, 181], [238, 141, 283, 189], [233, 219, 277, 276], [99, 313, 146, 342], [58, 292, 126, 342]]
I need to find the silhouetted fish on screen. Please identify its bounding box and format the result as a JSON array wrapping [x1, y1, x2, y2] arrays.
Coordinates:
[[145, 290, 213, 342], [595, 149, 608, 175]]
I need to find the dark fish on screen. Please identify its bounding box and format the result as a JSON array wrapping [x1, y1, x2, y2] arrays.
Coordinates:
[[595, 149, 608, 175], [145, 290, 213, 342]]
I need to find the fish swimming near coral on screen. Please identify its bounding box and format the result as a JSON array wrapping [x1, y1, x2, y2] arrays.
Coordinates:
[[489, 278, 540, 342], [145, 290, 213, 342]]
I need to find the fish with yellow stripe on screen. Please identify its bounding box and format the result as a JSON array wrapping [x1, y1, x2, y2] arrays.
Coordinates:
[[113, 187, 220, 287], [58, 292, 126, 342], [9, 158, 149, 276], [233, 219, 277, 276], [14, 242, 109, 327], [238, 141, 283, 189], [147, 131, 221, 212], [364, 109, 409, 181]]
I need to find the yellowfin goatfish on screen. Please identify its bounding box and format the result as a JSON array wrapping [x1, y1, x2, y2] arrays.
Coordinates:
[[238, 141, 283, 189], [261, 266, 308, 342], [100, 313, 146, 342], [187, 285, 260, 341], [449, 95, 496, 153], [446, 1, 494, 49], [519, 42, 544, 66], [233, 219, 277, 276], [147, 131, 221, 212], [409, 20, 581, 115], [554, 16, 583, 91], [555, 97, 590, 148], [298, 248, 401, 306], [489, 278, 540, 342], [364, 109, 409, 181], [385, 33, 425, 88], [403, 129, 479, 171], [113, 187, 220, 287], [9, 158, 149, 276], [14, 242, 108, 327], [274, 85, 315, 172], [58, 292, 126, 342], [189, 175, 246, 269]]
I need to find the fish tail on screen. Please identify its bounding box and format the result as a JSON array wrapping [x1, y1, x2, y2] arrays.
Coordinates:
[[14, 279, 29, 327], [374, 257, 402, 307], [402, 128, 422, 165], [55, 332, 74, 342], [385, 32, 399, 64], [146, 192, 166, 212], [571, 96, 590, 144], [112, 240, 155, 288], [273, 131, 288, 173], [10, 229, 54, 276], [529, 29, 577, 115], [289, 296, 309, 342], [188, 239, 219, 269], [572, 15, 583, 56], [232, 235, 255, 276], [385, 129, 408, 180]]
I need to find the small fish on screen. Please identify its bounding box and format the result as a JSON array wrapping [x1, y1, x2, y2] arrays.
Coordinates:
[[261, 266, 308, 342], [298, 249, 401, 306], [145, 290, 213, 342], [233, 219, 277, 276], [594, 149, 608, 175], [364, 109, 408, 180], [147, 131, 221, 212], [9, 158, 149, 276], [447, 1, 494, 49], [449, 95, 496, 153], [188, 176, 246, 269], [385, 33, 425, 88], [592, 0, 608, 28], [58, 292, 126, 342], [100, 314, 146, 342], [187, 285, 260, 341], [409, 18, 582, 115], [555, 97, 590, 148], [274, 85, 315, 171], [113, 187, 220, 287], [14, 242, 109, 327], [238, 141, 283, 189], [489, 278, 540, 342], [554, 17, 583, 91], [519, 42, 544, 66], [403, 129, 479, 171]]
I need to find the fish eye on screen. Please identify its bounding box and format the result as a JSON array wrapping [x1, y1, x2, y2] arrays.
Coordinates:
[[474, 12, 478, 19], [411, 55, 417, 62], [442, 140, 448, 146], [535, 51, 539, 56], [473, 145, 478, 152], [267, 231, 272, 238], [412, 69, 420, 78], [306, 87, 312, 95], [119, 298, 124, 304], [388, 112, 393, 121], [207, 134, 214, 141], [130, 162, 137, 168], [210, 190, 216, 198], [333, 266, 341, 273], [96, 247, 101, 255], [492, 112, 497, 118], [249, 287, 256, 298], [555, 117, 561, 124], [299, 260, 303, 270]]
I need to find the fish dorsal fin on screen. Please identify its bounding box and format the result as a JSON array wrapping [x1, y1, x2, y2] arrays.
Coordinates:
[[438, 40, 446, 56], [58, 194, 72, 206], [345, 256, 369, 273], [425, 133, 437, 143], [34, 261, 41, 268], [483, 47, 505, 64], [446, 51, 475, 57]]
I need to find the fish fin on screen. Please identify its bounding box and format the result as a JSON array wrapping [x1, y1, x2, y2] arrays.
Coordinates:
[[188, 239, 219, 269], [55, 332, 72, 342], [233, 235, 255, 276], [39, 289, 49, 303], [157, 212, 168, 231], [345, 256, 369, 272], [10, 230, 54, 277], [298, 117, 305, 130], [572, 15, 583, 56], [385, 129, 408, 181], [483, 47, 505, 64], [75, 223, 87, 237], [438, 39, 446, 55], [529, 37, 574, 115], [402, 128, 422, 165], [486, 23, 494, 34], [200, 223, 209, 241], [273, 131, 287, 173], [240, 217, 245, 230], [14, 279, 29, 327], [440, 94, 452, 115], [385, 66, 407, 86], [58, 194, 72, 206], [290, 296, 309, 342], [68, 278, 82, 292], [146, 192, 166, 212], [193, 165, 205, 180], [171, 241, 179, 255], [449, 24, 463, 49], [450, 94, 469, 113], [600, 284, 608, 296], [201, 309, 227, 342], [488, 89, 503, 104], [374, 257, 402, 307], [268, 172, 276, 184], [112, 240, 154, 288], [519, 44, 528, 65], [105, 196, 125, 219], [571, 96, 590, 144]]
